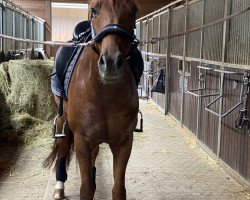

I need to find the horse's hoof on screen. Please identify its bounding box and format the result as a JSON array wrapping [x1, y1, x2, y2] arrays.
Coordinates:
[[53, 189, 65, 200]]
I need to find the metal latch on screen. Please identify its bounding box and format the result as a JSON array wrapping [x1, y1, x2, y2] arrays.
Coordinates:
[[235, 72, 250, 133], [179, 75, 188, 92]]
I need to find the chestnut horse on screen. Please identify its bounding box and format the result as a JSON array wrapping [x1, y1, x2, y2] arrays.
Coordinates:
[[44, 0, 140, 199]]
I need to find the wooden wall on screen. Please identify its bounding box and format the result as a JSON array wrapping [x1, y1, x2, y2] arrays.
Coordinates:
[[220, 73, 250, 182], [51, 6, 88, 56], [166, 57, 250, 182]]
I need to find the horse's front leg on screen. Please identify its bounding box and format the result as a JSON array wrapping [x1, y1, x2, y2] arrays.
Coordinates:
[[75, 134, 96, 200], [110, 134, 133, 200]]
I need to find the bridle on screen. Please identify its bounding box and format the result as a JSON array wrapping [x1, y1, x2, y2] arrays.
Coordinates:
[[89, 9, 139, 60], [91, 23, 136, 43]]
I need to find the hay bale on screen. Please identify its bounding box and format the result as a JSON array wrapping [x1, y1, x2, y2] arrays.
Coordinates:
[[0, 60, 55, 143], [0, 62, 10, 96], [0, 63, 11, 131], [6, 60, 54, 121], [11, 113, 43, 132]]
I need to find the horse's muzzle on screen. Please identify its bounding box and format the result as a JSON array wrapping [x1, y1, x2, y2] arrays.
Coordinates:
[[98, 52, 124, 83]]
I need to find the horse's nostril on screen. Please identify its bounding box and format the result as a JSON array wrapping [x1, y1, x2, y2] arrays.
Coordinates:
[[116, 55, 124, 69], [99, 54, 105, 66]]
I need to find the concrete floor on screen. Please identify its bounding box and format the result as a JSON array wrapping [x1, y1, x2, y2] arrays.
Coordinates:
[[0, 100, 250, 200]]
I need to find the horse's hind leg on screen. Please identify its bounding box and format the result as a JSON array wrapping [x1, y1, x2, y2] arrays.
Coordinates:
[[53, 125, 73, 200], [110, 135, 133, 200]]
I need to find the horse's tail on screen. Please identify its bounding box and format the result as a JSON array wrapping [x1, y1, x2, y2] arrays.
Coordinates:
[[43, 135, 74, 170]]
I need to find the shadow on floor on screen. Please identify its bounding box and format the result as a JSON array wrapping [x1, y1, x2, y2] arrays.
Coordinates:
[[0, 139, 22, 187]]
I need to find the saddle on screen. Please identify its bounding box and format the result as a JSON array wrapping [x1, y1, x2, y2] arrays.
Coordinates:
[[52, 21, 92, 98], [52, 20, 144, 99]]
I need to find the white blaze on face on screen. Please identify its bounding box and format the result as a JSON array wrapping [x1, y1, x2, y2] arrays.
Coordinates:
[[55, 181, 65, 190]]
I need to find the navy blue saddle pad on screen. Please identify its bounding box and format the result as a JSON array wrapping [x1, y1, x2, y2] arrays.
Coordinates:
[[51, 21, 144, 98]]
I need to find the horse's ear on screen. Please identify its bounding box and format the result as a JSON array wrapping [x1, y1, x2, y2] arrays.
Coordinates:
[[88, 8, 92, 21]]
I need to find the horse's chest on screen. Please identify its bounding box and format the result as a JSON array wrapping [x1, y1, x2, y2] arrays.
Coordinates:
[[79, 104, 137, 139], [68, 84, 138, 141]]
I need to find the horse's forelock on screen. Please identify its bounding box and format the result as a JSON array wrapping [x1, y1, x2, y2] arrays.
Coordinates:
[[89, 0, 138, 13]]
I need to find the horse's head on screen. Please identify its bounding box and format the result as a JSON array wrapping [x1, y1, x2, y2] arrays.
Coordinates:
[[89, 0, 138, 84]]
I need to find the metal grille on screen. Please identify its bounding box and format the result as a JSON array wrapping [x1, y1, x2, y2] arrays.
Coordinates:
[[186, 0, 203, 58], [152, 16, 159, 53], [39, 21, 44, 49], [170, 7, 185, 56], [0, 0, 45, 53], [15, 12, 21, 49], [226, 0, 250, 65], [136, 0, 250, 66], [0, 5, 2, 51], [148, 18, 153, 53], [34, 20, 38, 49], [136, 22, 141, 40], [5, 8, 14, 51], [202, 0, 225, 62], [26, 19, 30, 40], [159, 11, 169, 54], [141, 20, 147, 52], [20, 14, 25, 49]]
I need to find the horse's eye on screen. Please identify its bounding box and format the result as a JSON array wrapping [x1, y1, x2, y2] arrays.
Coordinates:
[[91, 7, 98, 17]]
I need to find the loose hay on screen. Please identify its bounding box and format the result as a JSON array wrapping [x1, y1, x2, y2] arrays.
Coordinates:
[[0, 60, 55, 144]]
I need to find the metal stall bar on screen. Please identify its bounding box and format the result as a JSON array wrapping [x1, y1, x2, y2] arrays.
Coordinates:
[[1, 0, 45, 59], [216, 0, 232, 157], [195, 0, 206, 137], [205, 69, 244, 118], [180, 0, 189, 124], [0, 0, 3, 50], [0, 0, 4, 62], [185, 65, 220, 98], [24, 16, 28, 59], [12, 8, 15, 50], [157, 13, 161, 108], [31, 18, 35, 59], [165, 9, 172, 115]]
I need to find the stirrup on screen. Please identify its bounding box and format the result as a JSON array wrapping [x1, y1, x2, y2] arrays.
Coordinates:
[[135, 110, 143, 132], [52, 115, 67, 138]]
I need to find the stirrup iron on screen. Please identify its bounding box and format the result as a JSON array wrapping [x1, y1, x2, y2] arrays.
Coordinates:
[[135, 110, 143, 132], [52, 115, 67, 138]]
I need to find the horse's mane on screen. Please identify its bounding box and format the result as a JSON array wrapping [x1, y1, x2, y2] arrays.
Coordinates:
[[88, 0, 137, 5]]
